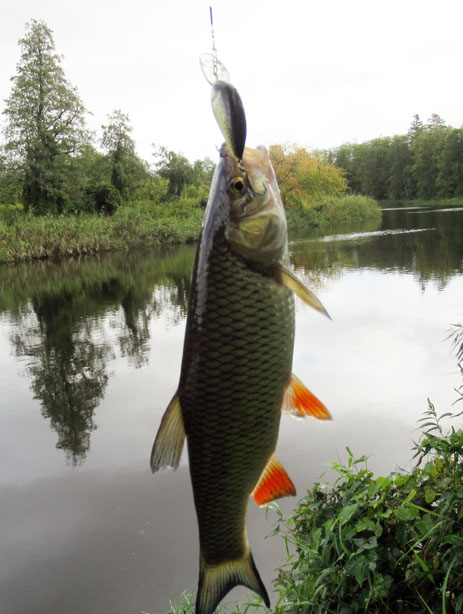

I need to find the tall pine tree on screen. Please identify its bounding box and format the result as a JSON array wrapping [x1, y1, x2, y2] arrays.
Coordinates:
[[3, 20, 89, 213]]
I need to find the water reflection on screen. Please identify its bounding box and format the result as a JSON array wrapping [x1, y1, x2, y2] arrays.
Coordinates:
[[1, 246, 195, 464], [0, 206, 462, 465], [13, 301, 111, 464], [290, 206, 463, 290]]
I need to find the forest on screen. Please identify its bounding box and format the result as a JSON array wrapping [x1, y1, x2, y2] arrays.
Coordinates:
[[328, 113, 463, 201]]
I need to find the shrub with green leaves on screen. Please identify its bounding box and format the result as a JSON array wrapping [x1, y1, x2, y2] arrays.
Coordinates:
[[0, 203, 24, 225], [271, 399, 463, 614]]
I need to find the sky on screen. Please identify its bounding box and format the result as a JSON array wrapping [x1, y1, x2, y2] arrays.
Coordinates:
[[1, 0, 463, 165]]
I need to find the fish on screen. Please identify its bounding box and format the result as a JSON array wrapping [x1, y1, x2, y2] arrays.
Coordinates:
[[151, 72, 331, 614]]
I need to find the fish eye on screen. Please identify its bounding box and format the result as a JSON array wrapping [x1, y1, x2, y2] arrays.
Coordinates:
[[230, 176, 245, 195]]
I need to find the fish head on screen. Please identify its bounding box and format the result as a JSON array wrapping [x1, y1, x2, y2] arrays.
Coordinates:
[[221, 144, 288, 267]]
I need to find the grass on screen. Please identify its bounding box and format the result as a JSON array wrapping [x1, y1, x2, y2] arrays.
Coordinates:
[[399, 197, 463, 207], [0, 194, 381, 264], [0, 201, 203, 263], [286, 195, 381, 230], [165, 590, 266, 614]]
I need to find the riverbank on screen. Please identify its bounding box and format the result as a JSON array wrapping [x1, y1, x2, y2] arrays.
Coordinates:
[[0, 194, 381, 263], [382, 196, 463, 207]]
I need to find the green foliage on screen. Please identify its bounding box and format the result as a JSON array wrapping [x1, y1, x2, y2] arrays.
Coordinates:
[[437, 129, 463, 197], [3, 20, 88, 214], [0, 193, 380, 263], [86, 181, 122, 215], [411, 117, 447, 200], [101, 110, 149, 202], [269, 144, 348, 208], [0, 203, 24, 225], [286, 195, 381, 229], [153, 146, 194, 198], [271, 401, 463, 614], [0, 198, 205, 262], [332, 114, 463, 201], [168, 404, 463, 614], [166, 590, 266, 614], [151, 146, 215, 201]]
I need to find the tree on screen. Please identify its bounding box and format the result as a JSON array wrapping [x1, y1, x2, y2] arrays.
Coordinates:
[[407, 113, 423, 144], [412, 117, 448, 199], [191, 157, 215, 187], [3, 20, 89, 213], [153, 145, 194, 198], [357, 138, 392, 200], [387, 135, 416, 199], [269, 144, 347, 208], [437, 128, 463, 197], [101, 109, 148, 203]]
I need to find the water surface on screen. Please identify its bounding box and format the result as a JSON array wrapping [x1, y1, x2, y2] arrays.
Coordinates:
[[1, 205, 462, 613]]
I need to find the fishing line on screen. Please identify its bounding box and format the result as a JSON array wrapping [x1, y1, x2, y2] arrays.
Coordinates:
[[209, 4, 218, 81]]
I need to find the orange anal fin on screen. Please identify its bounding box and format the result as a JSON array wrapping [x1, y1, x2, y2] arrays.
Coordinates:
[[283, 373, 331, 420], [252, 454, 296, 507]]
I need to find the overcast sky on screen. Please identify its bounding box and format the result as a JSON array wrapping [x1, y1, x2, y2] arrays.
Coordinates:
[[1, 0, 463, 164]]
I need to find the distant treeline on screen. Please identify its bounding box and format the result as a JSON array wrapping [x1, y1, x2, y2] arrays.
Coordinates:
[[328, 114, 463, 201]]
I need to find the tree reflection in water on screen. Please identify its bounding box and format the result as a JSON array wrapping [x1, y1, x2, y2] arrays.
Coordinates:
[[14, 309, 110, 464], [3, 245, 195, 464]]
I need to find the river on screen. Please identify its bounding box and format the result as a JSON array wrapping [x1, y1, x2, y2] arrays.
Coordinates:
[[0, 204, 462, 613]]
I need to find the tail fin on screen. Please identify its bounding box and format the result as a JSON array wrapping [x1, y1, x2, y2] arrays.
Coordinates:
[[196, 551, 270, 614]]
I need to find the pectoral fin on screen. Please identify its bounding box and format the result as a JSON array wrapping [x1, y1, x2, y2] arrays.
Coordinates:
[[276, 264, 331, 319], [283, 374, 331, 421], [252, 454, 296, 506], [150, 392, 185, 473]]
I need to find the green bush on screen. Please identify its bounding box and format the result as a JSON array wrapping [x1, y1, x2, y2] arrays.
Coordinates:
[[0, 203, 24, 225], [286, 195, 381, 230], [271, 399, 463, 614], [85, 181, 122, 215], [0, 200, 205, 262]]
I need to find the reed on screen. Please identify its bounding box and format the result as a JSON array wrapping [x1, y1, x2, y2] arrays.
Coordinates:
[[0, 194, 381, 264], [0, 202, 203, 263], [286, 194, 381, 230]]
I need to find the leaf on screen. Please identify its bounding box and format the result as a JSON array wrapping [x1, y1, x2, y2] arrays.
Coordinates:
[[424, 486, 437, 504], [352, 560, 367, 587], [339, 503, 359, 524], [353, 536, 378, 551], [394, 506, 415, 522], [413, 551, 435, 585]]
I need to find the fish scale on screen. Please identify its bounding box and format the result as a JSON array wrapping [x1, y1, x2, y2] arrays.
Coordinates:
[[179, 232, 295, 566]]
